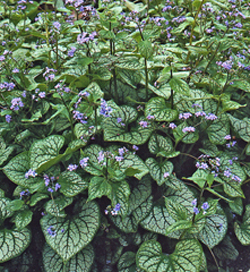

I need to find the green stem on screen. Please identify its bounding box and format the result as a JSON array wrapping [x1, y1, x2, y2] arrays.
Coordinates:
[[170, 67, 173, 109], [145, 58, 148, 101], [185, 0, 206, 64]]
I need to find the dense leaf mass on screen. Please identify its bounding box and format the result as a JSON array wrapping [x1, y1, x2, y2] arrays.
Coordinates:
[[0, 0, 250, 271]]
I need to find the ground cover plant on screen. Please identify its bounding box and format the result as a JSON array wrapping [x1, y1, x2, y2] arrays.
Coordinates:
[[0, 0, 250, 271]]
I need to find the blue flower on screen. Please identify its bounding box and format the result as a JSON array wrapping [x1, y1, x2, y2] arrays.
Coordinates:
[[100, 99, 112, 117], [201, 202, 209, 210], [193, 207, 199, 215], [47, 226, 56, 237]]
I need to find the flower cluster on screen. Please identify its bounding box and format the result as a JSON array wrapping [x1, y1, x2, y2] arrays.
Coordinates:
[[100, 99, 112, 117], [25, 169, 37, 179], [20, 189, 30, 200], [44, 174, 61, 193], [192, 199, 210, 215], [77, 31, 97, 44], [105, 203, 121, 216], [10, 97, 24, 111], [43, 67, 57, 81]]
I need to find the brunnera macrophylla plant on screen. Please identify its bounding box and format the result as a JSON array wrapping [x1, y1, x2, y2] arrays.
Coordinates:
[[0, 0, 250, 271]]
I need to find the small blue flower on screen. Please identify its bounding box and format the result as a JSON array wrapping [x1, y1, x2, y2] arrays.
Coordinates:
[[193, 207, 199, 215], [67, 164, 78, 171], [191, 199, 197, 206], [5, 114, 11, 123], [47, 226, 56, 237], [201, 202, 209, 210]]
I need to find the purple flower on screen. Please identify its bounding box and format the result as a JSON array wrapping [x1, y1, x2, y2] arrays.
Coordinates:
[[146, 115, 155, 120], [98, 151, 105, 163], [55, 183, 61, 191], [224, 135, 231, 140], [68, 46, 76, 57], [200, 162, 209, 170], [182, 126, 195, 133], [12, 68, 19, 73], [169, 123, 177, 129], [72, 110, 87, 124], [193, 207, 199, 215], [48, 187, 54, 193], [179, 112, 192, 119], [25, 169, 37, 179], [100, 99, 112, 117], [10, 97, 24, 111], [195, 111, 206, 117], [53, 21, 61, 31], [115, 156, 124, 162], [38, 92, 46, 98], [205, 113, 217, 121], [47, 226, 56, 237], [117, 117, 122, 123], [164, 172, 169, 178], [20, 189, 30, 199], [80, 157, 89, 168], [192, 103, 202, 108], [0, 55, 5, 61], [139, 121, 148, 128], [201, 202, 209, 210], [132, 145, 139, 151], [232, 175, 241, 183], [5, 115, 11, 123], [44, 174, 50, 186], [111, 203, 121, 215], [224, 168, 232, 178], [191, 199, 197, 206], [67, 164, 78, 171]]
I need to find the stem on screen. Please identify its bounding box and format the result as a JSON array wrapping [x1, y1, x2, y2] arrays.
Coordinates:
[[185, 0, 206, 64], [170, 67, 173, 109], [145, 58, 148, 101], [60, 94, 74, 139]]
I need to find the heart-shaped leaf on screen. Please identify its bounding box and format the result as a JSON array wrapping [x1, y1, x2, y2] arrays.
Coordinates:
[[229, 115, 250, 142], [234, 204, 250, 246], [3, 152, 43, 191], [43, 243, 94, 272], [145, 97, 178, 122], [118, 251, 143, 272], [120, 153, 149, 180], [30, 135, 65, 173], [103, 105, 152, 145], [0, 228, 31, 263], [169, 77, 190, 96], [40, 200, 100, 262], [146, 157, 174, 186], [14, 209, 33, 230], [207, 113, 229, 145], [140, 205, 181, 239], [148, 134, 174, 155], [136, 239, 202, 272], [59, 171, 88, 197], [45, 196, 73, 218]]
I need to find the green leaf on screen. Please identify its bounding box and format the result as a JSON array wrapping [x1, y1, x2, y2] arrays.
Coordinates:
[[234, 221, 250, 246], [136, 239, 202, 272], [40, 200, 100, 262], [45, 196, 73, 218], [0, 197, 14, 223], [169, 77, 190, 96], [83, 82, 104, 102], [140, 205, 181, 239], [207, 113, 230, 145], [83, 145, 104, 176], [29, 193, 49, 206], [14, 210, 33, 230], [43, 243, 94, 272], [0, 228, 31, 263], [118, 251, 142, 272], [185, 169, 207, 188], [111, 196, 153, 233], [165, 198, 191, 221], [0, 137, 14, 166], [213, 236, 239, 262], [103, 105, 152, 145], [30, 135, 65, 172], [116, 58, 144, 70], [5, 199, 24, 212], [138, 41, 154, 59], [118, 69, 141, 89], [148, 134, 174, 155], [228, 115, 250, 142], [120, 153, 149, 180], [145, 97, 178, 122], [196, 205, 227, 248], [3, 152, 43, 191], [87, 176, 112, 202], [146, 158, 173, 186], [229, 198, 243, 216], [173, 122, 199, 144], [231, 80, 250, 93], [59, 171, 88, 197], [166, 220, 193, 236]]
